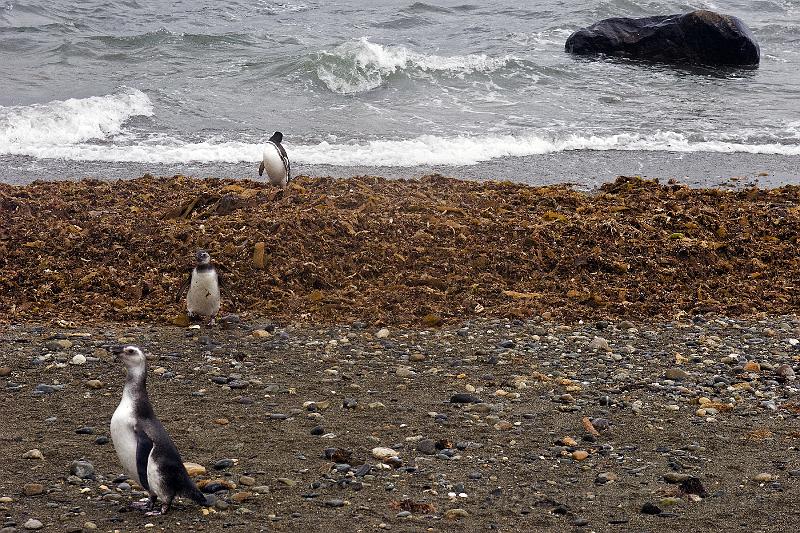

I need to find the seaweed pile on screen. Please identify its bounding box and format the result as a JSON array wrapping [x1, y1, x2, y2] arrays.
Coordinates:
[[1, 174, 798, 325]]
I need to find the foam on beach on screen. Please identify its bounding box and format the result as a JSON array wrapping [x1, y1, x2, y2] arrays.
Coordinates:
[[2, 89, 800, 167]]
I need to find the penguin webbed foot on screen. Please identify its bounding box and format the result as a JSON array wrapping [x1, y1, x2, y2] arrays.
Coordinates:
[[130, 496, 156, 511], [143, 502, 171, 516]]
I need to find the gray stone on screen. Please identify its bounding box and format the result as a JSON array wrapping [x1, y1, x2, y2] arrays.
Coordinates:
[[70, 460, 95, 479], [23, 519, 43, 530], [416, 439, 438, 455]]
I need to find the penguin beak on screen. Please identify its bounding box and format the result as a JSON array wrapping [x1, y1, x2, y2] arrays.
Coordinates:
[[109, 345, 124, 358]]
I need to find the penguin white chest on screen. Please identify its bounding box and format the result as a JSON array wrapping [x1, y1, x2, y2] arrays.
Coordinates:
[[186, 270, 220, 317], [262, 144, 288, 187], [110, 396, 141, 485]]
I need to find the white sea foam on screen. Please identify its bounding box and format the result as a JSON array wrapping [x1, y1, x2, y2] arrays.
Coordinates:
[[0, 88, 153, 147], [3, 130, 800, 166], [316, 37, 514, 94]]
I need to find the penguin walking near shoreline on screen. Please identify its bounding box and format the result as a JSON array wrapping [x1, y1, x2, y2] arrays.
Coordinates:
[[258, 131, 291, 187], [176, 249, 221, 325], [109, 345, 209, 514]]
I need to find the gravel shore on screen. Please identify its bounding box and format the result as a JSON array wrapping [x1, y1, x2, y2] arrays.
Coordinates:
[[1, 315, 799, 532]]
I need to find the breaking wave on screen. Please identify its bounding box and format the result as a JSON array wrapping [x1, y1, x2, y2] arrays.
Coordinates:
[[3, 128, 800, 166], [0, 87, 153, 147], [314, 37, 515, 94]]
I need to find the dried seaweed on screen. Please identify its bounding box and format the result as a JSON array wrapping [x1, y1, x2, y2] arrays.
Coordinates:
[[0, 174, 798, 325]]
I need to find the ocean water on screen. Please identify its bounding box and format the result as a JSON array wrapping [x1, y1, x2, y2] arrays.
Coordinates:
[[0, 0, 799, 186]]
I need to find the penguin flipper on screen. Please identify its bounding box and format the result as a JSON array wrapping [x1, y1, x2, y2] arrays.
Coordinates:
[[135, 429, 154, 492], [276, 143, 291, 182], [175, 272, 192, 303], [216, 270, 226, 300], [258, 161, 265, 177]]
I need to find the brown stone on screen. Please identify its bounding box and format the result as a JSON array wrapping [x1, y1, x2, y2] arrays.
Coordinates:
[[253, 242, 266, 269], [23, 483, 45, 496]]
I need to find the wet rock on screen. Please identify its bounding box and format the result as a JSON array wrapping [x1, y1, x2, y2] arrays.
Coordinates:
[[565, 10, 760, 66]]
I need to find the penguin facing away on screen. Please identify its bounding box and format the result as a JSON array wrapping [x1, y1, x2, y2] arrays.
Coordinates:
[[258, 131, 291, 187], [109, 345, 208, 514], [176, 249, 221, 325]]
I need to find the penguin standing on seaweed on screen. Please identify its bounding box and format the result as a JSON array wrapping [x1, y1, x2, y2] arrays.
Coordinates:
[[176, 249, 221, 325], [109, 345, 209, 514], [259, 131, 291, 188]]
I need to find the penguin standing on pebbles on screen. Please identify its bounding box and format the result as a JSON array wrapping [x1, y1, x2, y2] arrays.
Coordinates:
[[258, 131, 291, 187], [109, 345, 208, 514], [176, 249, 221, 325]]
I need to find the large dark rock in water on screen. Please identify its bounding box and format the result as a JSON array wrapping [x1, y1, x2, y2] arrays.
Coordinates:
[[565, 10, 760, 67]]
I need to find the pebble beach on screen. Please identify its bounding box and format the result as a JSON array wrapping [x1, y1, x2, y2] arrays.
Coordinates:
[[1, 315, 799, 532]]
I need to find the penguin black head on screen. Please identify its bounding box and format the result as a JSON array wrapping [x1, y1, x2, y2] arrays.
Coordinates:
[[195, 249, 211, 265], [112, 345, 146, 370], [269, 131, 283, 144]]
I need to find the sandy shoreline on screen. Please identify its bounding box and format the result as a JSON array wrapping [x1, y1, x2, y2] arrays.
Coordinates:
[[2, 150, 799, 189]]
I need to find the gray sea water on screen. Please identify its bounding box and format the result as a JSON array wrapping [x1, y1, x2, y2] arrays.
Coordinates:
[[1, 0, 799, 186]]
